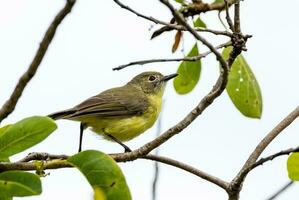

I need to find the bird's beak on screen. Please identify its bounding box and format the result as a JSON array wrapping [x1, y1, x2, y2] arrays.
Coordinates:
[[161, 73, 178, 82]]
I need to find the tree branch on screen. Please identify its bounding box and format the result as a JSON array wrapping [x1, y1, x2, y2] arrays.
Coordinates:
[[113, 42, 231, 70], [251, 146, 299, 171], [143, 154, 229, 191], [230, 106, 299, 194], [266, 181, 294, 200], [0, 0, 76, 124]]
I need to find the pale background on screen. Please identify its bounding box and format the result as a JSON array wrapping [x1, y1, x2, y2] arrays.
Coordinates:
[[0, 0, 299, 199]]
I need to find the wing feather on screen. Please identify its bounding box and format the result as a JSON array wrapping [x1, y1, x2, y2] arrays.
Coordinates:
[[65, 86, 148, 119]]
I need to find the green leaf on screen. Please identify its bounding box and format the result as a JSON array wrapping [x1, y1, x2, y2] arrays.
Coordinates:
[[68, 150, 131, 200], [174, 43, 201, 94], [0, 116, 57, 158], [193, 17, 207, 28], [175, 0, 185, 4], [222, 47, 263, 118], [213, 0, 224, 3], [0, 171, 42, 197], [0, 125, 12, 162], [287, 153, 299, 181], [0, 125, 11, 137]]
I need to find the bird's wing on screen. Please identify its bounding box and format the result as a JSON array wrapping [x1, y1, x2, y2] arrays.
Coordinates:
[[65, 86, 149, 119]]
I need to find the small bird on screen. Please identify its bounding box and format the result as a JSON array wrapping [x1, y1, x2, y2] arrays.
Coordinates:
[[48, 71, 177, 152]]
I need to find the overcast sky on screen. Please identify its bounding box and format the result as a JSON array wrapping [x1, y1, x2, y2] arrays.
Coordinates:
[[1, 0, 299, 200]]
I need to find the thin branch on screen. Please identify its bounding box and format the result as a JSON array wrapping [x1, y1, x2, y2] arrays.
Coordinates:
[[231, 106, 299, 190], [251, 146, 299, 170], [113, 0, 233, 40], [224, 0, 235, 32], [113, 42, 231, 70], [0, 0, 76, 124], [266, 181, 294, 200], [143, 154, 229, 191], [152, 114, 163, 200], [234, 0, 241, 33]]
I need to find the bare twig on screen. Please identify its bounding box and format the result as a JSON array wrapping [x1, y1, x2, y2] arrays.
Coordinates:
[[266, 181, 294, 200], [0, 0, 76, 123], [113, 42, 231, 70], [251, 146, 299, 170], [152, 114, 163, 200]]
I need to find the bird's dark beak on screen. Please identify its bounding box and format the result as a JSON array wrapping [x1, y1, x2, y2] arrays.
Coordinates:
[[161, 73, 178, 82]]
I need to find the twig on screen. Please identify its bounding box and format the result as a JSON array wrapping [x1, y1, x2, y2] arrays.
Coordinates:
[[234, 0, 241, 33], [250, 146, 299, 170], [224, 0, 235, 32], [152, 114, 163, 200], [266, 181, 294, 200], [144, 154, 229, 191], [113, 42, 231, 70], [114, 0, 232, 38], [0, 0, 76, 124]]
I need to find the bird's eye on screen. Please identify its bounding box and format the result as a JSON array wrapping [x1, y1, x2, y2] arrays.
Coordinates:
[[148, 75, 156, 81]]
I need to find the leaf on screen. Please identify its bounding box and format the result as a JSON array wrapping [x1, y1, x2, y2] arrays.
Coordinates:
[[94, 187, 107, 200], [68, 150, 131, 200], [175, 0, 185, 4], [287, 153, 299, 181], [0, 125, 11, 162], [174, 43, 201, 94], [222, 47, 263, 118], [172, 31, 182, 53], [213, 0, 224, 3], [0, 171, 42, 197], [193, 17, 207, 28], [0, 116, 57, 158]]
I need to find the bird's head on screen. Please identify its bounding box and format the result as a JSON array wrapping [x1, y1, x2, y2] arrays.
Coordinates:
[[128, 71, 178, 95]]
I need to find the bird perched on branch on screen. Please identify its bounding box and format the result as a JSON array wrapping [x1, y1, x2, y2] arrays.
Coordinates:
[[48, 71, 177, 152]]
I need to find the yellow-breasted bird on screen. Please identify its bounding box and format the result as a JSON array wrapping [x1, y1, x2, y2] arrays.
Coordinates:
[[48, 71, 177, 152]]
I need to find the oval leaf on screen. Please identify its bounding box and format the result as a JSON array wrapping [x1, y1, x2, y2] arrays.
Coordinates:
[[287, 153, 299, 181], [0, 171, 42, 197], [174, 43, 201, 94], [68, 150, 131, 200], [222, 47, 263, 118], [0, 116, 57, 158]]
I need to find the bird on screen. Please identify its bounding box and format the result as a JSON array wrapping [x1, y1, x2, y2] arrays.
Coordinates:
[[48, 71, 177, 152]]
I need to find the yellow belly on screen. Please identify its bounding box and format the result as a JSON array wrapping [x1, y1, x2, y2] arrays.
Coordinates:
[[83, 94, 162, 141]]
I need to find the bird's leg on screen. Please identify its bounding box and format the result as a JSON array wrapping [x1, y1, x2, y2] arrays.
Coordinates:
[[78, 123, 86, 152], [107, 134, 132, 152]]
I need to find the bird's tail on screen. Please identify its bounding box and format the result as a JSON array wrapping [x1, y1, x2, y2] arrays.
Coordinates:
[[48, 109, 75, 120]]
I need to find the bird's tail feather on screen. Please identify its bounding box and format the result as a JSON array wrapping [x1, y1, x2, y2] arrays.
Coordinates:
[[48, 109, 75, 120]]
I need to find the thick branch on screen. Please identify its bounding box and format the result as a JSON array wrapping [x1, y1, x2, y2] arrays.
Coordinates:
[[0, 0, 76, 123]]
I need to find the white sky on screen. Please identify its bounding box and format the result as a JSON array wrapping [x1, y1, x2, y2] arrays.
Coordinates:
[[0, 0, 299, 199]]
